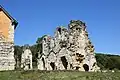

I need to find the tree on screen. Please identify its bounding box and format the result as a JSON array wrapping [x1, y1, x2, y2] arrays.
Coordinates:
[[95, 53, 120, 70], [14, 45, 23, 69]]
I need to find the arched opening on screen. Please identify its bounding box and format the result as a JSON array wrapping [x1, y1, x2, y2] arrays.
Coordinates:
[[28, 64, 30, 69], [83, 64, 89, 71], [70, 64, 73, 69], [58, 27, 61, 34], [42, 58, 45, 69], [44, 38, 46, 42], [50, 62, 55, 70], [76, 67, 80, 70], [61, 56, 68, 69]]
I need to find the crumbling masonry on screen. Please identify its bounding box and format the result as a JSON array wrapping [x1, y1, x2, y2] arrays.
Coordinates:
[[37, 20, 100, 71], [21, 45, 33, 70]]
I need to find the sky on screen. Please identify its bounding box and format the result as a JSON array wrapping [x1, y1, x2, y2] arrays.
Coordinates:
[[0, 0, 120, 54]]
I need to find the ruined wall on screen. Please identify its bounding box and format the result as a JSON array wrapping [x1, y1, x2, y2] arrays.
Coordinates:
[[0, 10, 15, 70], [21, 45, 32, 70], [38, 20, 100, 71]]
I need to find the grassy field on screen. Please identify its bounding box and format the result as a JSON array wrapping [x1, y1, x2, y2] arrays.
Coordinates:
[[0, 70, 120, 80]]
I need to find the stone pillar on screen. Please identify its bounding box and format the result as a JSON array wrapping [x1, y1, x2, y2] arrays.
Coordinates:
[[21, 45, 32, 70]]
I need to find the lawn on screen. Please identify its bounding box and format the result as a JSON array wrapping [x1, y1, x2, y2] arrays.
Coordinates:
[[0, 70, 120, 80]]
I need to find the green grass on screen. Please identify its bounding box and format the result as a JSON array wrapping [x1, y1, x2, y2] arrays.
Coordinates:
[[0, 70, 120, 80]]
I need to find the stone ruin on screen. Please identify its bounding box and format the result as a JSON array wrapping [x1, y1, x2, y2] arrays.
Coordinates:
[[21, 45, 33, 70], [37, 20, 100, 71], [0, 6, 100, 71]]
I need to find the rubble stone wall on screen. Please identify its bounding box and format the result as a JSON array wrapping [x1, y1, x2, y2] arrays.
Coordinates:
[[37, 20, 100, 71], [0, 42, 15, 71]]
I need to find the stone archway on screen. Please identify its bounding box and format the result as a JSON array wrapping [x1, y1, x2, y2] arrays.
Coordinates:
[[61, 56, 68, 69], [83, 64, 89, 71]]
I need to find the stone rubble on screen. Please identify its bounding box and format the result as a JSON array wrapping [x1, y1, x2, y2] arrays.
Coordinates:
[[21, 45, 33, 70], [37, 20, 100, 71]]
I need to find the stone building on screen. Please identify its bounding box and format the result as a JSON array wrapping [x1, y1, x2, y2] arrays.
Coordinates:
[[38, 20, 100, 71], [21, 45, 33, 70], [0, 5, 18, 70]]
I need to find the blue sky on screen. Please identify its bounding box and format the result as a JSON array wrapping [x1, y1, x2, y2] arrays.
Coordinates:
[[0, 0, 120, 54]]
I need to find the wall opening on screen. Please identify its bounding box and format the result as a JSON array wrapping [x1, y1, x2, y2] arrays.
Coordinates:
[[44, 38, 46, 42], [42, 58, 45, 69], [76, 67, 80, 70], [28, 64, 30, 69], [61, 56, 68, 69], [70, 64, 73, 69], [58, 27, 61, 34], [50, 62, 55, 70], [92, 62, 96, 67], [83, 64, 89, 71]]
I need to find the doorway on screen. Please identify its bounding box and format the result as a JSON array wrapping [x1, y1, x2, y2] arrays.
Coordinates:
[[50, 62, 55, 70], [61, 56, 68, 69], [83, 64, 89, 71]]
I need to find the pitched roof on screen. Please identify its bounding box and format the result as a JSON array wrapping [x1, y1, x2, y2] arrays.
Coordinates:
[[0, 5, 18, 29]]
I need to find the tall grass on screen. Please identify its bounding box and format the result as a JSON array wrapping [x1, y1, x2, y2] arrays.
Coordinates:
[[0, 70, 119, 80]]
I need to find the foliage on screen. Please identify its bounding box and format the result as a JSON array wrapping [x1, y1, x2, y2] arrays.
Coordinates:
[[30, 44, 38, 68], [14, 45, 23, 69], [36, 35, 47, 53], [95, 53, 120, 70]]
